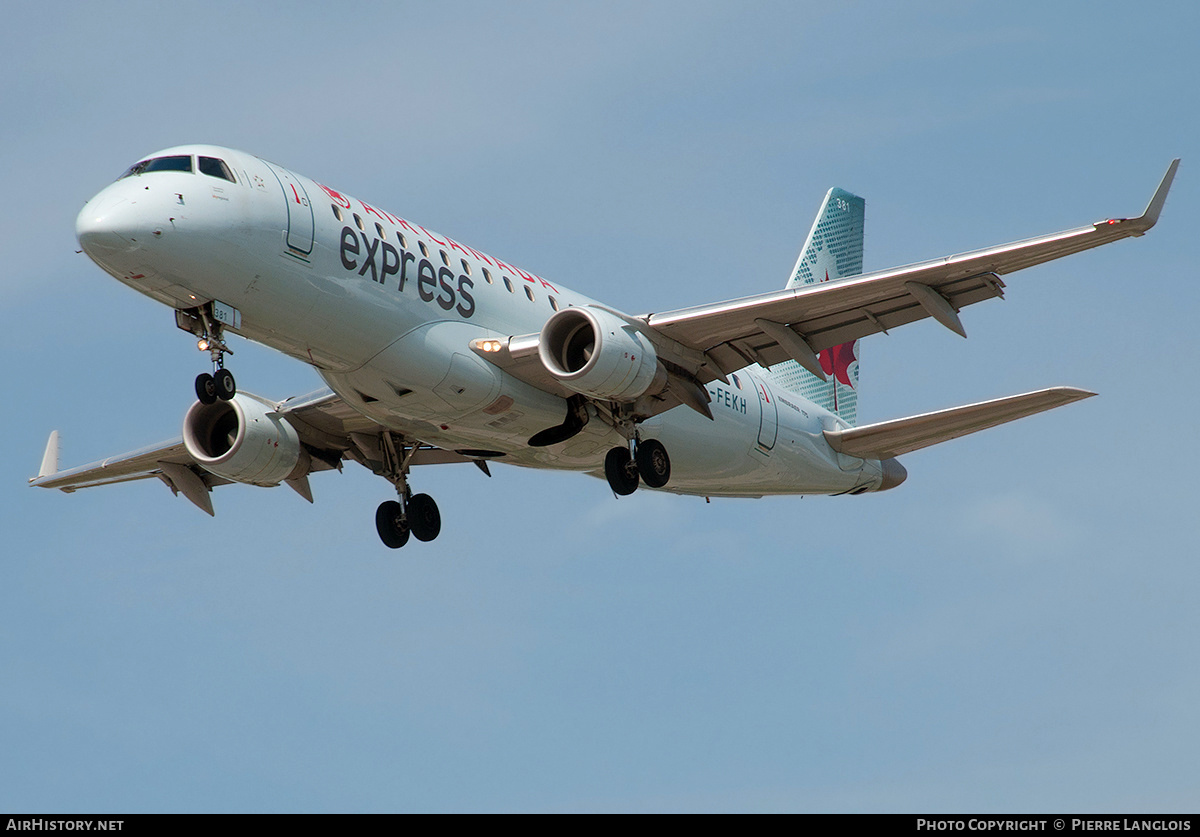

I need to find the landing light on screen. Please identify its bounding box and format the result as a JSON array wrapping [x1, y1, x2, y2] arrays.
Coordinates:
[[197, 339, 210, 351], [473, 338, 504, 353]]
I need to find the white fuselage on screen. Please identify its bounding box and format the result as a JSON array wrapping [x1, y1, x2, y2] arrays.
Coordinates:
[[76, 145, 886, 497]]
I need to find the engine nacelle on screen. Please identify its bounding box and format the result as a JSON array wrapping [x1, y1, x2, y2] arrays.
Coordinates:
[[183, 393, 308, 487], [538, 306, 666, 402]]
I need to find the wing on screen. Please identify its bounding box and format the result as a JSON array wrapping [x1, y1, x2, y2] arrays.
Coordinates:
[[29, 389, 489, 515], [644, 160, 1178, 384], [475, 161, 1176, 417]]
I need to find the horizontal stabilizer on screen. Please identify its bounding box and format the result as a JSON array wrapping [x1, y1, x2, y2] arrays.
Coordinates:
[[824, 387, 1095, 460]]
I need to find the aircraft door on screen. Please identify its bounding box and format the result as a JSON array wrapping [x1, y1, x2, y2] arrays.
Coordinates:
[[263, 161, 315, 256], [756, 378, 778, 451]]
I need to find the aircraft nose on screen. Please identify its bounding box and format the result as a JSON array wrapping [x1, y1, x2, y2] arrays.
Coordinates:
[[76, 188, 142, 256]]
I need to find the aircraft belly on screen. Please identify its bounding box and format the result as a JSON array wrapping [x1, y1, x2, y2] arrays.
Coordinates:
[[319, 320, 584, 458]]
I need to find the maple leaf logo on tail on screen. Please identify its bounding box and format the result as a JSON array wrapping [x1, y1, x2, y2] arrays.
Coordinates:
[[819, 341, 858, 389]]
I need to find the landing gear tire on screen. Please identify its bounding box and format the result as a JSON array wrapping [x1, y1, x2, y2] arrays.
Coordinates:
[[635, 439, 671, 488], [376, 500, 411, 549], [195, 373, 218, 405], [214, 368, 236, 400], [604, 447, 640, 496], [408, 493, 441, 542]]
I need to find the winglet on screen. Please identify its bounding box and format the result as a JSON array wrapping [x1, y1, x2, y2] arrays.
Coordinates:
[[1135, 158, 1179, 231], [36, 431, 60, 479]]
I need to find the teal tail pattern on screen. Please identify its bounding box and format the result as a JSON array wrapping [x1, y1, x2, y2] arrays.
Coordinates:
[[767, 187, 865, 426]]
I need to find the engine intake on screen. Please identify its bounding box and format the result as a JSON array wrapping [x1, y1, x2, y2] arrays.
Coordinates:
[[183, 393, 308, 486], [538, 307, 665, 402]]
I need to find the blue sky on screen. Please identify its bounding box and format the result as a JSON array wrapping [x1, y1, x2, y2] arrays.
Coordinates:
[[3, 1, 1198, 813]]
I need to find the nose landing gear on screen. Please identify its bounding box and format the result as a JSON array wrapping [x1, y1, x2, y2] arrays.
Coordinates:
[[179, 304, 236, 405]]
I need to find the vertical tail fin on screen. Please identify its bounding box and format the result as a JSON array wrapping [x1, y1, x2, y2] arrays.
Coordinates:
[[769, 187, 865, 425]]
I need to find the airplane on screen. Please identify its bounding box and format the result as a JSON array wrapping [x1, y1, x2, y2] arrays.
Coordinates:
[[31, 146, 1178, 548]]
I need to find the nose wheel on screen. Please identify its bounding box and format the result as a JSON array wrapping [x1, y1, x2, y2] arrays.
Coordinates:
[[604, 438, 671, 495], [195, 368, 236, 405]]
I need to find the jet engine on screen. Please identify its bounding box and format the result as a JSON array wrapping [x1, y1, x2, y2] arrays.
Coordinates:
[[183, 393, 309, 486], [538, 306, 666, 402]]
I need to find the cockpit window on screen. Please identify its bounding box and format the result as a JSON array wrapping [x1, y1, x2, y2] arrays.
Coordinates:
[[119, 155, 193, 179], [198, 156, 236, 183]]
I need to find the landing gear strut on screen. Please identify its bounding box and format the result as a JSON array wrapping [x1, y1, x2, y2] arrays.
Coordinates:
[[373, 432, 442, 549], [604, 436, 671, 496]]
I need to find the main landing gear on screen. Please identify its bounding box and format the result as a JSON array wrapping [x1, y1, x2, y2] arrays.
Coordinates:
[[373, 432, 443, 549], [375, 492, 441, 548], [604, 437, 671, 496]]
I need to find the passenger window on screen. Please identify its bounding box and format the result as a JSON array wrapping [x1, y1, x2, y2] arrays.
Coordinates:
[[502, 277, 514, 293], [376, 222, 386, 240], [549, 296, 559, 311], [482, 268, 494, 285], [524, 286, 535, 302], [354, 214, 365, 231], [397, 232, 407, 248], [460, 259, 471, 275], [198, 157, 236, 183], [418, 241, 429, 257], [440, 250, 450, 267], [332, 205, 343, 221]]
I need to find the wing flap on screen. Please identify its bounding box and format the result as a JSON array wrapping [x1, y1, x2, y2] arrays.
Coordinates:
[[823, 387, 1095, 460]]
